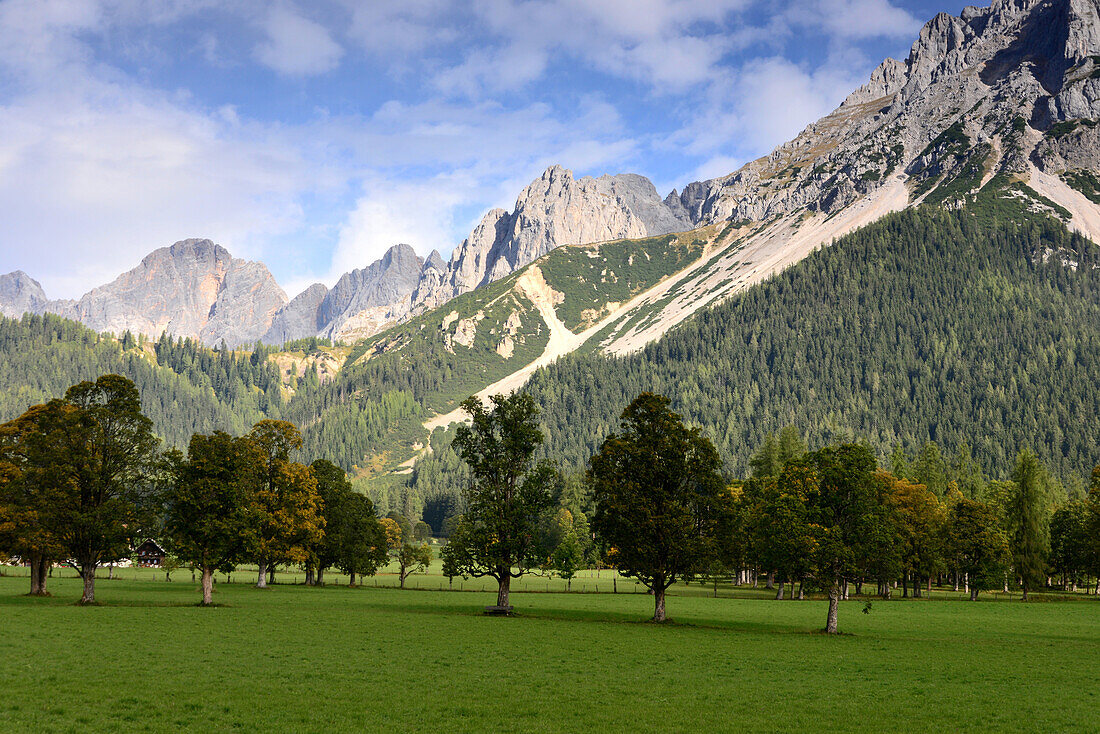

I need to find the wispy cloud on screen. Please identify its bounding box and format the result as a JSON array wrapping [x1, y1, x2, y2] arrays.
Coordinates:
[[254, 5, 344, 77]]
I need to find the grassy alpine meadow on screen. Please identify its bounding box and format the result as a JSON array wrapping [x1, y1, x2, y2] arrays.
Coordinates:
[[1, 570, 1099, 733]]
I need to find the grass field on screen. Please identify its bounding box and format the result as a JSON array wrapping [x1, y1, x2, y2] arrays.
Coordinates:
[[1, 568, 1099, 733]]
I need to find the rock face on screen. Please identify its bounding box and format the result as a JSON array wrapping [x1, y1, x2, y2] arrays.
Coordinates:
[[425, 166, 692, 307], [316, 244, 424, 340], [67, 239, 288, 346], [322, 170, 691, 341], [0, 239, 289, 346], [675, 0, 1100, 225], [0, 271, 49, 319], [263, 283, 329, 345]]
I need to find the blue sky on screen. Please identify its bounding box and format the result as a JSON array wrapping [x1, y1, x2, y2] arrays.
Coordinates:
[[0, 0, 967, 299]]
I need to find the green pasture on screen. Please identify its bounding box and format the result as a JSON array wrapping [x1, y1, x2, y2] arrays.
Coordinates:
[[1, 569, 1098, 733]]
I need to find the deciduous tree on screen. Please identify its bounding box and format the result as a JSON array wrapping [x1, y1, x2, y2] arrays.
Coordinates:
[[396, 543, 432, 589], [589, 393, 728, 622], [441, 393, 556, 610], [162, 431, 258, 604], [946, 497, 1010, 599], [804, 443, 882, 633], [884, 474, 944, 598], [310, 459, 387, 586], [0, 402, 71, 596], [246, 420, 324, 588], [60, 375, 160, 604]]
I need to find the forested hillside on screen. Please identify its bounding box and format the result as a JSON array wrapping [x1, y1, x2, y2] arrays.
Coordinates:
[[522, 207, 1100, 481], [0, 315, 282, 447]]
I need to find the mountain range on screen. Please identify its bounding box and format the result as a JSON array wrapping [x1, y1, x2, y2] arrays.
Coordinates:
[[0, 164, 698, 347]]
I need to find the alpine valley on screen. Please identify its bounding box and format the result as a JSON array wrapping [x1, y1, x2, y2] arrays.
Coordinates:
[[4, 0, 1100, 523]]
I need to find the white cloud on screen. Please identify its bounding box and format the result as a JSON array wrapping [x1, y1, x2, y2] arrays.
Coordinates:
[[690, 155, 744, 182], [0, 83, 314, 298], [254, 5, 343, 77], [330, 175, 468, 280], [343, 0, 458, 57], [425, 0, 752, 97], [733, 56, 863, 150], [784, 0, 921, 40]]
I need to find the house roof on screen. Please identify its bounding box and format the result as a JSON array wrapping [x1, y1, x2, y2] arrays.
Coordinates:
[[135, 539, 166, 554]]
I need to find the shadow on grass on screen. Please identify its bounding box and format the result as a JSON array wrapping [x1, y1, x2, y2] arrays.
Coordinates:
[[0, 592, 215, 609], [357, 590, 821, 636]]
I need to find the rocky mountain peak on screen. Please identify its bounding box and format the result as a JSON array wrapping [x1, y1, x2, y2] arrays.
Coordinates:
[[262, 282, 330, 345], [317, 244, 425, 340], [423, 250, 446, 272], [425, 164, 693, 308], [1, 239, 289, 346], [675, 0, 1100, 227], [0, 270, 49, 319]]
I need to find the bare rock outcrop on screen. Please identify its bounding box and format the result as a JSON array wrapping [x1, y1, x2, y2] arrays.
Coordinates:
[[676, 0, 1100, 224], [3, 239, 289, 346], [61, 239, 288, 346], [0, 270, 49, 319], [317, 244, 424, 340], [422, 166, 693, 309], [263, 283, 329, 345]]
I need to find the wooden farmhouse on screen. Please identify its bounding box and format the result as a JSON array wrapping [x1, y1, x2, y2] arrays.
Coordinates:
[[134, 539, 166, 567]]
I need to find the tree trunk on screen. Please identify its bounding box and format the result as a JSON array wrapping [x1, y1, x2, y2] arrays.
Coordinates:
[[842, 580, 849, 600], [913, 574, 921, 598], [970, 586, 979, 601], [798, 580, 804, 600], [775, 581, 784, 600], [79, 561, 97, 605], [825, 582, 840, 634], [1021, 583, 1029, 602], [256, 561, 268, 589], [305, 565, 314, 586], [855, 580, 863, 596], [653, 585, 667, 622], [201, 567, 214, 605], [349, 572, 356, 587], [496, 574, 511, 608], [766, 570, 775, 589], [29, 557, 40, 596], [400, 569, 407, 589], [316, 567, 324, 587], [268, 566, 276, 585], [902, 574, 908, 598], [28, 554, 49, 596]]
